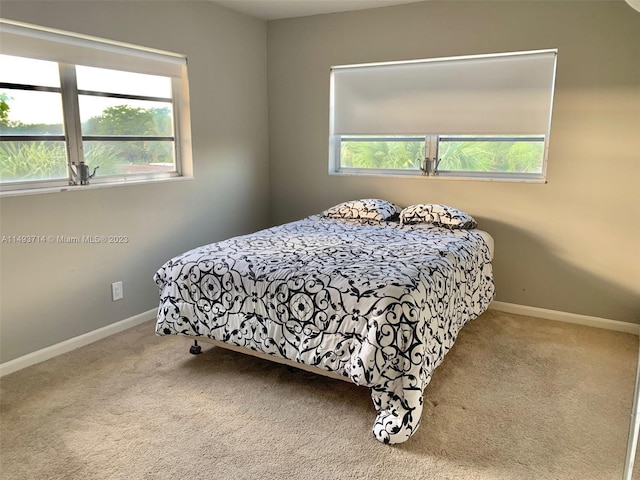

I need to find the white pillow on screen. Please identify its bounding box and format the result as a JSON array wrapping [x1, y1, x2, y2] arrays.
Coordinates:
[[322, 199, 401, 222], [400, 204, 477, 230]]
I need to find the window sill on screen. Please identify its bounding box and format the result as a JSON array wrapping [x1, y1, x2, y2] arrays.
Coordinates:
[[0, 175, 193, 198], [329, 170, 547, 183]]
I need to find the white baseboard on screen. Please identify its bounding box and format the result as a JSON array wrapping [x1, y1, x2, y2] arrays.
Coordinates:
[[490, 301, 640, 335], [0, 308, 158, 377], [2, 303, 637, 377]]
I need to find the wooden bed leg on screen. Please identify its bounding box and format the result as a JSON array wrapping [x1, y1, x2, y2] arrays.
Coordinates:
[[189, 340, 202, 355]]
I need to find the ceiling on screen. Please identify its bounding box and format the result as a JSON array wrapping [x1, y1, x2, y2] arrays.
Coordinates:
[[212, 0, 634, 20], [212, 0, 426, 20]]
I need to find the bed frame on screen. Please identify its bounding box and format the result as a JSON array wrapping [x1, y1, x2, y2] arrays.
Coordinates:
[[188, 338, 349, 382]]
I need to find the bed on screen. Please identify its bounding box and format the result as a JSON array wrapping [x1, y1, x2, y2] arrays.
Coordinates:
[[154, 200, 495, 444]]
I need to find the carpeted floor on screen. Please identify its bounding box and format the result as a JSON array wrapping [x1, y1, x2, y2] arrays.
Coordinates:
[[0, 310, 637, 480]]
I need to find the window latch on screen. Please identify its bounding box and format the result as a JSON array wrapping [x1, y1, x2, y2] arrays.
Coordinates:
[[420, 158, 430, 176], [69, 162, 99, 186], [429, 158, 439, 176]]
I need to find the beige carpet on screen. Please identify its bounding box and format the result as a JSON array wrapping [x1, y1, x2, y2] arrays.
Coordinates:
[[0, 310, 637, 480]]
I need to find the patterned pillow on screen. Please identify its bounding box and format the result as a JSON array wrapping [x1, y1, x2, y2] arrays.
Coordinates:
[[400, 204, 477, 229], [322, 199, 401, 222]]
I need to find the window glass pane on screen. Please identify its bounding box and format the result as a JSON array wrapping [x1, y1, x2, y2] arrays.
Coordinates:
[[437, 137, 544, 174], [79, 97, 173, 137], [83, 140, 175, 176], [340, 136, 424, 169], [0, 54, 60, 88], [76, 65, 172, 98], [0, 89, 64, 136], [0, 141, 67, 182]]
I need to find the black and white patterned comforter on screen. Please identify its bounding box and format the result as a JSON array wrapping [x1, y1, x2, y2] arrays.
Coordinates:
[[154, 215, 495, 444]]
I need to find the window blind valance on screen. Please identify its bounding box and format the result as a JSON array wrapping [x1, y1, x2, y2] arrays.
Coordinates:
[[0, 18, 186, 78], [330, 50, 557, 136]]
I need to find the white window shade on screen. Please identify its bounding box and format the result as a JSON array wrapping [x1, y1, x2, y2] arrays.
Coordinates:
[[331, 50, 557, 136], [0, 18, 185, 78]]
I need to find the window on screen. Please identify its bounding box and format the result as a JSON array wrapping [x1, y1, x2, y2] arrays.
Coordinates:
[[0, 19, 192, 193], [329, 50, 557, 181]]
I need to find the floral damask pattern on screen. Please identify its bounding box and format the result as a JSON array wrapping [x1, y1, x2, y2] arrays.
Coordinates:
[[154, 215, 494, 444], [400, 203, 478, 230], [322, 199, 401, 222]]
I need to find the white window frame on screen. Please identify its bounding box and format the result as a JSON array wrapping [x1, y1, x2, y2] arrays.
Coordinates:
[[0, 19, 193, 195], [329, 50, 557, 182], [333, 134, 548, 181]]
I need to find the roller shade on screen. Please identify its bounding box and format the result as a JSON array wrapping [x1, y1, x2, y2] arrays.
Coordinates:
[[0, 18, 186, 78], [331, 50, 557, 136]]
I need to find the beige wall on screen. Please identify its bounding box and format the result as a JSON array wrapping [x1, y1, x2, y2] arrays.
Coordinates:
[[267, 1, 640, 323], [1, 0, 638, 365], [0, 1, 269, 363]]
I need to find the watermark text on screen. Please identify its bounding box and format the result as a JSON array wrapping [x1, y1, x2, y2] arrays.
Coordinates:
[[1, 235, 129, 244]]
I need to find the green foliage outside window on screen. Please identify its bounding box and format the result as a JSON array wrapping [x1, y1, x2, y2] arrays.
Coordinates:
[[340, 137, 544, 174], [82, 105, 174, 171], [0, 102, 174, 182], [340, 140, 424, 169], [0, 141, 67, 181], [0, 93, 9, 125], [438, 140, 543, 173]]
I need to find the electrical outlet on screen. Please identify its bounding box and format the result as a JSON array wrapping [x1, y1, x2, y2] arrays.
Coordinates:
[[111, 281, 123, 301]]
